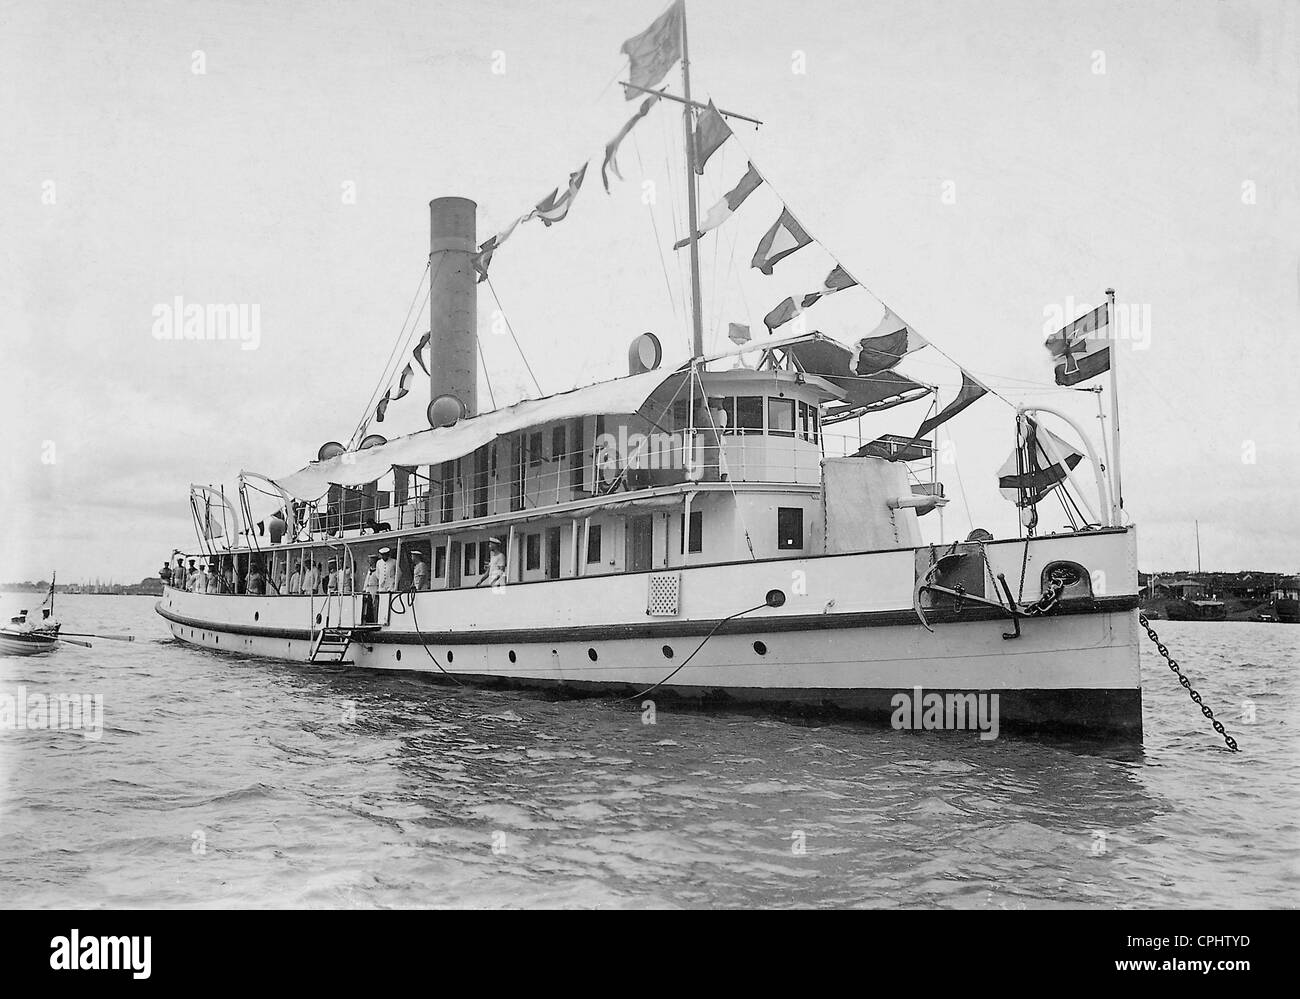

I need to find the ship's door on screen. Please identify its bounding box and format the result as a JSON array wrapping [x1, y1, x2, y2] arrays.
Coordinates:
[[448, 541, 462, 588], [545, 527, 562, 579], [628, 515, 654, 572]]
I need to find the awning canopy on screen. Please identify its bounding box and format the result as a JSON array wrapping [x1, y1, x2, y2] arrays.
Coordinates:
[[781, 335, 928, 411], [273, 368, 683, 500]]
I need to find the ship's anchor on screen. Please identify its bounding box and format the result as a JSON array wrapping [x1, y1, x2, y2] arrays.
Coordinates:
[[913, 563, 1026, 640], [1139, 613, 1239, 752]]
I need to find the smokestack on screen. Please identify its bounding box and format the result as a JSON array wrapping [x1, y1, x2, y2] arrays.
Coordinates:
[[428, 197, 478, 419]]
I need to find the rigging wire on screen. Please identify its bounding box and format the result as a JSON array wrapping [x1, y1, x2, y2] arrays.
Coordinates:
[[632, 131, 683, 327], [476, 335, 498, 411], [347, 260, 433, 447], [484, 275, 544, 398]]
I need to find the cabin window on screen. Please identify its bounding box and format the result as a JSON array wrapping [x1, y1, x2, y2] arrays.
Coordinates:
[[511, 438, 524, 512], [735, 396, 764, 434], [552, 425, 566, 462], [528, 431, 544, 465], [810, 405, 820, 444], [680, 510, 703, 554], [798, 401, 811, 440], [525, 533, 541, 571], [768, 397, 796, 437], [570, 419, 585, 490], [480, 544, 491, 575], [434, 545, 447, 578], [439, 460, 454, 523], [463, 542, 478, 577], [473, 447, 489, 519], [778, 507, 804, 550], [586, 523, 602, 563]]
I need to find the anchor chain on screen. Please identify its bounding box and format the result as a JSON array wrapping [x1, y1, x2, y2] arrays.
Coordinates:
[[1023, 566, 1071, 617], [1139, 612, 1239, 752]]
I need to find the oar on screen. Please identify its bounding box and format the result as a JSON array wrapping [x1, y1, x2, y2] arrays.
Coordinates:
[[56, 636, 93, 648], [59, 632, 134, 642]]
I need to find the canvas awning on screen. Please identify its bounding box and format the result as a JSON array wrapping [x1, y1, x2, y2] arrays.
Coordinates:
[[273, 368, 683, 500], [781, 335, 928, 410]]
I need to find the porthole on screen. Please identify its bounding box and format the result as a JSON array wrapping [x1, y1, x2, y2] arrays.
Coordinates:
[[315, 613, 322, 624], [215, 636, 219, 644], [508, 650, 517, 663], [447, 650, 454, 663], [254, 612, 259, 622], [395, 649, 402, 662], [753, 640, 768, 655], [662, 645, 674, 659], [588, 648, 598, 662]]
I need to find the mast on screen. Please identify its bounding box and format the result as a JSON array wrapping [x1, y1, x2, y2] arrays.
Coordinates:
[[680, 2, 705, 359], [1106, 287, 1123, 524], [1196, 519, 1202, 573]]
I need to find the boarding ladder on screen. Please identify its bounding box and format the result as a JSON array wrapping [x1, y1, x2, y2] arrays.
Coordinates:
[[309, 627, 357, 664]]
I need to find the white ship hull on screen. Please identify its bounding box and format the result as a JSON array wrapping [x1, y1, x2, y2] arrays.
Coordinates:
[[157, 529, 1142, 737]]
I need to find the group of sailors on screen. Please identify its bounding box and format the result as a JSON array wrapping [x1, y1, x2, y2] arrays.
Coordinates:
[[162, 537, 507, 601], [6, 607, 58, 633]]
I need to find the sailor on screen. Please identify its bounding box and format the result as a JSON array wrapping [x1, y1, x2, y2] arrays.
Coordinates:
[[175, 557, 187, 590], [39, 607, 60, 630], [411, 550, 428, 591], [289, 560, 303, 595], [268, 509, 287, 545], [362, 556, 380, 623], [377, 547, 395, 591], [326, 559, 339, 593], [247, 563, 265, 595], [159, 562, 173, 586], [304, 560, 320, 595], [187, 559, 200, 592], [480, 538, 507, 588], [341, 560, 355, 594], [206, 569, 221, 594], [223, 561, 236, 594], [10, 610, 32, 633], [196, 562, 209, 593]]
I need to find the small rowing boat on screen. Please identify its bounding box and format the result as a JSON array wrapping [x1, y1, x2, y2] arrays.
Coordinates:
[[0, 625, 61, 656]]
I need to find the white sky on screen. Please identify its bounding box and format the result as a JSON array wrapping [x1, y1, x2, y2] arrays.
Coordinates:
[[2, 0, 1297, 583]]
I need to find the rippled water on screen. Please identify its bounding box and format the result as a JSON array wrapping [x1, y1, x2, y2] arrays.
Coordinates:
[[1, 594, 1296, 908]]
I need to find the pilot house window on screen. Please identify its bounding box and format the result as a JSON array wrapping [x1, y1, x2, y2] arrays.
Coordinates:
[[735, 396, 764, 434], [778, 507, 804, 550], [768, 397, 796, 437]]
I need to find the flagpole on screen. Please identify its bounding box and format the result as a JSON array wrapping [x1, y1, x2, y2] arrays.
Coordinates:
[[680, 2, 705, 359], [1106, 287, 1123, 524]]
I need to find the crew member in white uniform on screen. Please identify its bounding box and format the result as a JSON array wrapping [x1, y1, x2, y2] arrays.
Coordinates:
[[377, 547, 396, 591], [362, 556, 381, 623], [480, 538, 507, 588]]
